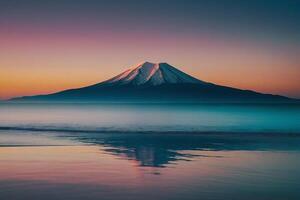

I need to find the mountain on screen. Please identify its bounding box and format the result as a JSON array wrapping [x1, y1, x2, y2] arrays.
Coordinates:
[[11, 61, 296, 103]]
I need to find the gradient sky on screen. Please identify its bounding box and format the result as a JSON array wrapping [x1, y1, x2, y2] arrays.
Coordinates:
[[0, 0, 300, 99]]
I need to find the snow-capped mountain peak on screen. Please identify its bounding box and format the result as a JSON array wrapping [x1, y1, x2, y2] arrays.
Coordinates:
[[12, 61, 294, 102], [105, 61, 207, 86]]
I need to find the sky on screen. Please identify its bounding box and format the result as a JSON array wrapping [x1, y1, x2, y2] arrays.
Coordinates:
[[0, 0, 299, 99]]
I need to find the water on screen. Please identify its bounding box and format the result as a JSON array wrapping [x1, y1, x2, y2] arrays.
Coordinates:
[[0, 103, 300, 200], [1, 103, 300, 133]]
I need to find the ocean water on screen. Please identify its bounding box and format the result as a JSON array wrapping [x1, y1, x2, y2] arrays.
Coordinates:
[[0, 103, 300, 200], [1, 102, 300, 133]]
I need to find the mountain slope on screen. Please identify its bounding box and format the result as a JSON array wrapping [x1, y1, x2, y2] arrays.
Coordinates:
[[12, 62, 295, 103]]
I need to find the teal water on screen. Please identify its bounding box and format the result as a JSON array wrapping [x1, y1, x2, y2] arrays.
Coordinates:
[[0, 103, 300, 200], [0, 103, 300, 133]]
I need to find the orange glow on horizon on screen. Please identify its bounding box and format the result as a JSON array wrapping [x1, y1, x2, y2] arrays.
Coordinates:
[[1, 29, 299, 100]]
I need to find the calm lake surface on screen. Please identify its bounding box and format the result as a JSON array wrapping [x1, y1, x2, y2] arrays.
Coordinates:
[[0, 103, 300, 200]]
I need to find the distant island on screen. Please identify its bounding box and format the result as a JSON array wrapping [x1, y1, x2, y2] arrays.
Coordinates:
[[11, 62, 297, 103]]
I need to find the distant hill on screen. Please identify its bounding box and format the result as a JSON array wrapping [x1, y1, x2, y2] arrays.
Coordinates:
[[11, 62, 297, 103]]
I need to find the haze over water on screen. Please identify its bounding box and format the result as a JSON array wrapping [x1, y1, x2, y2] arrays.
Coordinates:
[[1, 103, 300, 200]]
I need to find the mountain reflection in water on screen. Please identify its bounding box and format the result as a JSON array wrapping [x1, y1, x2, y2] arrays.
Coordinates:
[[1, 130, 300, 200], [62, 132, 300, 167]]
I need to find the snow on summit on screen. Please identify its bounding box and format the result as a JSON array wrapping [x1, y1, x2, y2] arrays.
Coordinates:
[[105, 62, 207, 86]]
